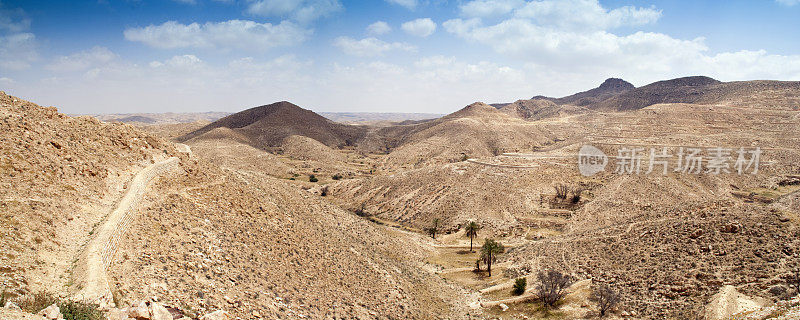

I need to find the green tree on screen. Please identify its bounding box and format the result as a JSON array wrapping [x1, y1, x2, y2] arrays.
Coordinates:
[[426, 218, 440, 239], [464, 221, 481, 252], [480, 239, 504, 277]]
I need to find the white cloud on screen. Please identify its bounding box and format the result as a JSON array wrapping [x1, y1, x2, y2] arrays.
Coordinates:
[[401, 18, 436, 37], [0, 77, 14, 84], [443, 16, 800, 85], [333, 37, 416, 57], [46, 46, 117, 72], [385, 0, 417, 10], [25, 53, 317, 114], [321, 56, 532, 111], [123, 20, 310, 50], [0, 3, 36, 71], [512, 0, 661, 31], [0, 32, 36, 70], [776, 0, 800, 6], [246, 0, 343, 24], [460, 0, 525, 18], [366, 21, 391, 35], [159, 54, 205, 70], [0, 8, 29, 33]]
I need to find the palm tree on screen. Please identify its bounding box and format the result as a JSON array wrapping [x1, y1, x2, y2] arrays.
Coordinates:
[[427, 218, 440, 239], [464, 221, 481, 252], [480, 239, 505, 277]]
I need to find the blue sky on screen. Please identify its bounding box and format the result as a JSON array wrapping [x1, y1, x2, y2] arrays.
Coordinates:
[[1, 0, 799, 114]]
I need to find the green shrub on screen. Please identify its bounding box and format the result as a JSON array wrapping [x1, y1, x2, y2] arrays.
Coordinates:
[[309, 175, 318, 182], [332, 174, 342, 180], [513, 277, 527, 295], [58, 300, 104, 320]]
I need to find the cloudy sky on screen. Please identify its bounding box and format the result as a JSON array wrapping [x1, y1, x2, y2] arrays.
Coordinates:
[[1, 0, 799, 114]]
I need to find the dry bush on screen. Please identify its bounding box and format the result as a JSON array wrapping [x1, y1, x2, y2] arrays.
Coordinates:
[[536, 270, 572, 308], [59, 300, 104, 320], [18, 292, 57, 314], [354, 204, 368, 217], [592, 284, 620, 317], [0, 289, 7, 308]]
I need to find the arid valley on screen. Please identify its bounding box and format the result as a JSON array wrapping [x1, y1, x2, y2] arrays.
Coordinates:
[[2, 76, 800, 319]]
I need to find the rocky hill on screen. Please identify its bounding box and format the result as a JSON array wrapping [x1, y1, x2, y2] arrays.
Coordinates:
[[536, 78, 635, 106], [499, 99, 590, 120], [179, 101, 368, 150]]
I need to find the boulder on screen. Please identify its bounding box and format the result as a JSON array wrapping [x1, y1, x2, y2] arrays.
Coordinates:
[[705, 285, 769, 320], [149, 303, 172, 320], [4, 301, 21, 310], [128, 301, 151, 319], [106, 308, 131, 320], [200, 310, 230, 320], [37, 304, 63, 320], [769, 285, 788, 297]]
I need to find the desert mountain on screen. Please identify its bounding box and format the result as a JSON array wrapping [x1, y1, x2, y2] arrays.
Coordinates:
[[535, 78, 635, 106], [179, 101, 367, 150]]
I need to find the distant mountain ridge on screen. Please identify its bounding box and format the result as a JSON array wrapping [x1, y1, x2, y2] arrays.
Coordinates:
[[498, 76, 800, 115], [178, 76, 800, 167], [592, 76, 800, 111]]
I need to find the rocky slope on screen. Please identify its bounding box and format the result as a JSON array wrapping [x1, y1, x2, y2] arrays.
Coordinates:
[[107, 141, 473, 319], [0, 91, 183, 299]]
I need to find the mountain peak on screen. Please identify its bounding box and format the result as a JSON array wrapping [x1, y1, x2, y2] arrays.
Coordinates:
[[598, 78, 635, 91]]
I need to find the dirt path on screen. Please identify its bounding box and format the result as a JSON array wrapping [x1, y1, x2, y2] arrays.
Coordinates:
[[73, 157, 181, 307]]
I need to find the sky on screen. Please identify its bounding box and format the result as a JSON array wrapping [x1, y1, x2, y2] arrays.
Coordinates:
[[1, 0, 799, 114]]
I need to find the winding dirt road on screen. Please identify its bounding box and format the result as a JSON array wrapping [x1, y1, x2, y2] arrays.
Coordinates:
[[73, 157, 181, 306]]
